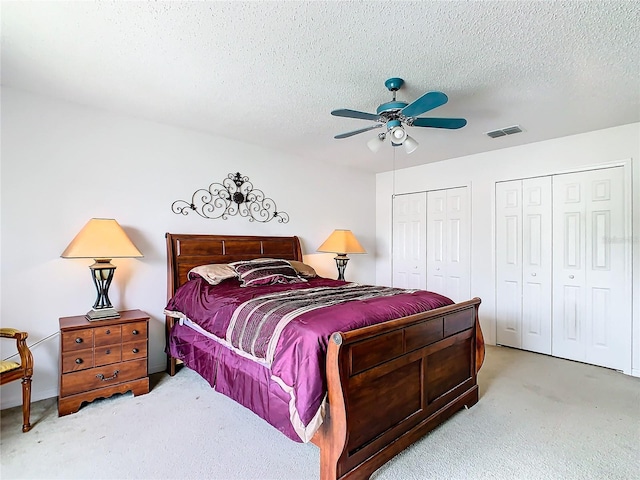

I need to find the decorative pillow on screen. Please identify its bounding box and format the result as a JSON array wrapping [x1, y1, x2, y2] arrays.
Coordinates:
[[289, 260, 317, 278], [230, 259, 307, 287], [188, 264, 237, 285]]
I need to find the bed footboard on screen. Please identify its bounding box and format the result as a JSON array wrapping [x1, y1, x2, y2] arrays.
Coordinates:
[[313, 297, 482, 480]]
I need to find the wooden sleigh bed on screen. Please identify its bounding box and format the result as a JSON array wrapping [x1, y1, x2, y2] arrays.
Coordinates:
[[165, 233, 484, 480]]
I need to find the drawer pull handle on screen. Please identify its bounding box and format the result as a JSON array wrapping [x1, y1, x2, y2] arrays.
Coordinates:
[[75, 358, 83, 364], [132, 330, 139, 335], [106, 329, 111, 335], [75, 338, 83, 344], [132, 348, 139, 354], [96, 370, 119, 382], [105, 349, 111, 355]]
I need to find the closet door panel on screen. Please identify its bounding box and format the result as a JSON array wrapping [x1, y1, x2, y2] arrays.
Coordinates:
[[521, 177, 552, 354], [426, 190, 447, 295], [393, 193, 427, 289], [496, 181, 523, 348], [426, 187, 470, 302], [445, 215, 460, 299], [552, 167, 629, 370], [584, 168, 628, 369], [553, 177, 587, 362], [445, 187, 470, 302]]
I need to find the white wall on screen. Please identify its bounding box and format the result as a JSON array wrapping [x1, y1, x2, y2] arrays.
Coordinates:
[[0, 87, 377, 408], [376, 123, 640, 376]]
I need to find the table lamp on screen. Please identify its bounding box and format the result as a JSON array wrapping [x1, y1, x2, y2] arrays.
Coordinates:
[[61, 218, 143, 320], [317, 229, 366, 281]]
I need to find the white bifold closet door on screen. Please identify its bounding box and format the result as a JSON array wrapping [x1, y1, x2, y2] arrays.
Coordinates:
[[496, 177, 553, 354], [392, 192, 427, 289], [426, 187, 470, 303], [552, 167, 630, 371], [392, 188, 470, 300]]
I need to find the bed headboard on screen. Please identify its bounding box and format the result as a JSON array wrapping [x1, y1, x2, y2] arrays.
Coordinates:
[[165, 233, 303, 299]]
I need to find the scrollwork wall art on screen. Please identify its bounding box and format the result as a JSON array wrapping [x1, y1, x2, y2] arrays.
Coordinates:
[[171, 172, 290, 223]]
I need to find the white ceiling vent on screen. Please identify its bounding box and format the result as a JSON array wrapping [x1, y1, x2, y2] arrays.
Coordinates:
[[486, 125, 523, 138]]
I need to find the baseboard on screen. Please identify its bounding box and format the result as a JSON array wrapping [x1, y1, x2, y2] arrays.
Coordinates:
[[1, 362, 170, 411], [149, 361, 167, 375], [0, 386, 59, 411], [632, 368, 640, 378]]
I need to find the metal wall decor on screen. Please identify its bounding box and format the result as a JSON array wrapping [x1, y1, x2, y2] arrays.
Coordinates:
[[171, 172, 290, 223]]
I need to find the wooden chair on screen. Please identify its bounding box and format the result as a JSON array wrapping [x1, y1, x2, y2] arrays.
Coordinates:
[[1, 328, 34, 432]]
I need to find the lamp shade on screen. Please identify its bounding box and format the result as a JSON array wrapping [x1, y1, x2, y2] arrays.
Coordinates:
[[317, 229, 366, 255], [367, 135, 385, 153], [61, 218, 143, 259], [404, 135, 419, 154]]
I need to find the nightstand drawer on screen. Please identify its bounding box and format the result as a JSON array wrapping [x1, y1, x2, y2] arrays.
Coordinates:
[[95, 325, 122, 346], [122, 341, 147, 361], [122, 321, 147, 342], [62, 349, 94, 373], [60, 358, 147, 397], [94, 345, 122, 366], [62, 330, 93, 352]]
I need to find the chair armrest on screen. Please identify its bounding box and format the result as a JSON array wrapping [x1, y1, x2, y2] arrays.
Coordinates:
[[0, 329, 33, 373], [0, 328, 21, 338]]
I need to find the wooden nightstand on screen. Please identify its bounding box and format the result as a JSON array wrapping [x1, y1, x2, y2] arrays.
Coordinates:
[[58, 309, 150, 416]]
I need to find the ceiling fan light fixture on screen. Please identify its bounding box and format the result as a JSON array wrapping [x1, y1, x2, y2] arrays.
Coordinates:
[[404, 135, 419, 154], [367, 134, 386, 153], [389, 125, 407, 144]]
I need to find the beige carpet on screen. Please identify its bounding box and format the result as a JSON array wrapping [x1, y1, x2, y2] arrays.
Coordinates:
[[1, 345, 639, 480]]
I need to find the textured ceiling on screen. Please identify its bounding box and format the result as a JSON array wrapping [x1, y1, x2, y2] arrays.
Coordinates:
[[2, 1, 639, 173]]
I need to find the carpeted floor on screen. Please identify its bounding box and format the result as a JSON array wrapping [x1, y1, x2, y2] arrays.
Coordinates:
[[1, 345, 639, 480]]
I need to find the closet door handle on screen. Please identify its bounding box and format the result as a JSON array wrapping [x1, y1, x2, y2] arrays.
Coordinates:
[[569, 275, 574, 279], [531, 273, 537, 277]]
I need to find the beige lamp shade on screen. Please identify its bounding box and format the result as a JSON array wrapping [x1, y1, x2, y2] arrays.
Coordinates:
[[61, 218, 143, 259], [317, 229, 366, 255]]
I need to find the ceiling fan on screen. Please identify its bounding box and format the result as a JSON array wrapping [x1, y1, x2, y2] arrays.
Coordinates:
[[331, 78, 467, 154]]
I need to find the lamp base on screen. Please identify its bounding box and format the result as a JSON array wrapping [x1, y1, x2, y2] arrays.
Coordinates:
[[85, 308, 120, 321], [87, 259, 118, 320], [334, 254, 350, 281]]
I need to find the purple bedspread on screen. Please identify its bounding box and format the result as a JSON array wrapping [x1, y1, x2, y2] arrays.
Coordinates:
[[166, 276, 453, 442]]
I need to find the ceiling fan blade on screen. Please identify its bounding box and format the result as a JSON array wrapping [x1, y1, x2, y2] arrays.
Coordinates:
[[401, 91, 448, 118], [331, 109, 381, 121], [412, 117, 467, 129], [334, 124, 383, 139]]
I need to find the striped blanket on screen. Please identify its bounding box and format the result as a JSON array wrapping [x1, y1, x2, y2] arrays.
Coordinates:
[[225, 283, 414, 365]]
